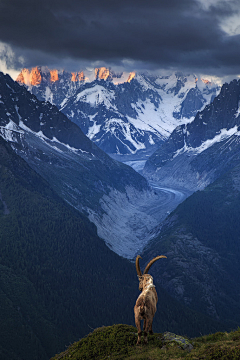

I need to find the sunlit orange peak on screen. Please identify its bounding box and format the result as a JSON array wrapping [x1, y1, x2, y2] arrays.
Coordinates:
[[78, 71, 85, 81], [50, 70, 59, 82], [127, 72, 136, 82], [95, 67, 110, 80], [71, 72, 78, 82], [16, 68, 31, 85], [16, 71, 26, 84], [201, 78, 211, 85], [71, 71, 85, 82], [30, 67, 42, 85]]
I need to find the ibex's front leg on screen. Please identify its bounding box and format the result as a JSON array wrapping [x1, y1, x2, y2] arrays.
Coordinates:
[[135, 315, 142, 345], [149, 321, 153, 335]]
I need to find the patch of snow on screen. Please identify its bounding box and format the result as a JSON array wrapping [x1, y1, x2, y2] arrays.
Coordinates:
[[14, 105, 22, 121], [0, 120, 24, 142], [148, 134, 155, 145], [75, 84, 117, 110], [235, 101, 240, 118], [105, 118, 146, 153], [86, 114, 101, 139], [193, 126, 238, 154], [60, 97, 68, 109], [128, 99, 172, 138], [174, 126, 239, 157], [6, 84, 15, 92], [5, 120, 22, 132], [45, 87, 53, 103]]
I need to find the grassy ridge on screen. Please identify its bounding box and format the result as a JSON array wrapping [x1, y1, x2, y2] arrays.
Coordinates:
[[50, 324, 240, 360]]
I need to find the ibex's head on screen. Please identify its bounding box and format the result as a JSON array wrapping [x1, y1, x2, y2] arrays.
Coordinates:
[[135, 255, 167, 291]]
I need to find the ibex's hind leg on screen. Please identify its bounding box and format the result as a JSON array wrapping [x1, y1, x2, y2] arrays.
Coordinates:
[[143, 319, 146, 332], [144, 318, 150, 344], [135, 317, 142, 345]]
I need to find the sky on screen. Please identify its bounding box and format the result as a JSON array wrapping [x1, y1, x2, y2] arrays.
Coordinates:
[[0, 0, 240, 82]]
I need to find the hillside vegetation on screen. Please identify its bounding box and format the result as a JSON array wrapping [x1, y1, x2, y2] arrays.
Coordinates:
[[50, 324, 240, 360]]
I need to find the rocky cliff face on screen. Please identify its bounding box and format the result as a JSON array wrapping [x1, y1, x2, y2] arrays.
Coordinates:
[[143, 79, 240, 191]]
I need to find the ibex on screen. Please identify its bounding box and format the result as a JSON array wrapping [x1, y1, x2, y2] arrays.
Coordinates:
[[134, 255, 167, 345]]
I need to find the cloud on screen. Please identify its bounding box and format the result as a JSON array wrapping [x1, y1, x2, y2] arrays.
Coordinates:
[[0, 42, 24, 78], [0, 0, 239, 76]]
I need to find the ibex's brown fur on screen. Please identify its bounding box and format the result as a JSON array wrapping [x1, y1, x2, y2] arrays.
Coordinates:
[[134, 255, 167, 345]]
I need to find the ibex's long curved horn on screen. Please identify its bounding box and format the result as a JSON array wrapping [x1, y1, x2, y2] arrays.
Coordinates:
[[135, 255, 142, 276], [143, 255, 167, 274]]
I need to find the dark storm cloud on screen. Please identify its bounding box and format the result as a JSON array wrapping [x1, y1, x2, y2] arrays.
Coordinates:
[[0, 0, 240, 75]]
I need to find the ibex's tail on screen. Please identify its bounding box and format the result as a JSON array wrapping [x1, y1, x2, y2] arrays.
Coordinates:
[[138, 297, 146, 316], [140, 304, 145, 316]]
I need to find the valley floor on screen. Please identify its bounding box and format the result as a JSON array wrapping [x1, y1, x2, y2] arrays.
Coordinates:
[[90, 156, 192, 259]]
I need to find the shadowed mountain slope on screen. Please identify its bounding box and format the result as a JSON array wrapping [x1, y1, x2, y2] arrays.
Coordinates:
[[142, 160, 240, 329]]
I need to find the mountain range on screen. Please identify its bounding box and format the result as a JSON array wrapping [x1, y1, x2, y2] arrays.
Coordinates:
[[16, 66, 220, 159]]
